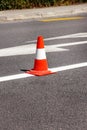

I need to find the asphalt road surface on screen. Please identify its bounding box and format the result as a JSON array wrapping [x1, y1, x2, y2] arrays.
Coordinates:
[[0, 14, 87, 130]]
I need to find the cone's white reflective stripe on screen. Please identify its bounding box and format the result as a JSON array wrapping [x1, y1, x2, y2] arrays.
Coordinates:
[[36, 48, 46, 59]]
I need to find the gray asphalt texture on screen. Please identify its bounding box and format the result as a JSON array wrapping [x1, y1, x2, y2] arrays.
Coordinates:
[[0, 12, 87, 130]]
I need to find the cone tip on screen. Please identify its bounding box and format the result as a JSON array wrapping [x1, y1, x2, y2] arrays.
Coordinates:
[[37, 35, 44, 49]]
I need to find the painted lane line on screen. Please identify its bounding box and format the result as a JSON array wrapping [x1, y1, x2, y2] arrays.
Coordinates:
[[0, 62, 87, 83], [50, 62, 87, 72], [40, 17, 83, 22], [0, 44, 68, 57], [43, 33, 87, 41], [0, 73, 34, 82], [0, 40, 87, 57], [0, 32, 87, 57], [25, 32, 87, 44], [56, 40, 87, 47]]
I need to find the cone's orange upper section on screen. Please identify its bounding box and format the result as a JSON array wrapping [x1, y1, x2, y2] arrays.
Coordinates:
[[37, 36, 44, 49]]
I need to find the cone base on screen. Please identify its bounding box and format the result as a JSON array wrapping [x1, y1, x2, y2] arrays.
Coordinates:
[[26, 69, 55, 76]]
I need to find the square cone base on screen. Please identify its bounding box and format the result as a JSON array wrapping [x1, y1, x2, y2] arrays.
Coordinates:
[[26, 69, 55, 76]]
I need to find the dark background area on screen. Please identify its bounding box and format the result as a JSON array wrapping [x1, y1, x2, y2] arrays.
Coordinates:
[[0, 0, 87, 10]]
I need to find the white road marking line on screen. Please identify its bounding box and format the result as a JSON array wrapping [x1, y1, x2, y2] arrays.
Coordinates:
[[0, 40, 87, 57], [50, 62, 87, 72], [43, 33, 87, 41], [56, 40, 87, 47], [25, 32, 87, 43], [0, 62, 87, 82], [0, 32, 87, 57], [0, 73, 34, 82], [0, 44, 68, 57]]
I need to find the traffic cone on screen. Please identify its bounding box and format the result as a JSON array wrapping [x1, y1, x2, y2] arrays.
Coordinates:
[[26, 36, 54, 76]]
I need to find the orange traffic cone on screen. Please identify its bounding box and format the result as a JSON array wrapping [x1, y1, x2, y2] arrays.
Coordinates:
[[26, 36, 54, 76]]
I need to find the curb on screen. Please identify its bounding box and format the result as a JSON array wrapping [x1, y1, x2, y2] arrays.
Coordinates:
[[0, 3, 87, 21]]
